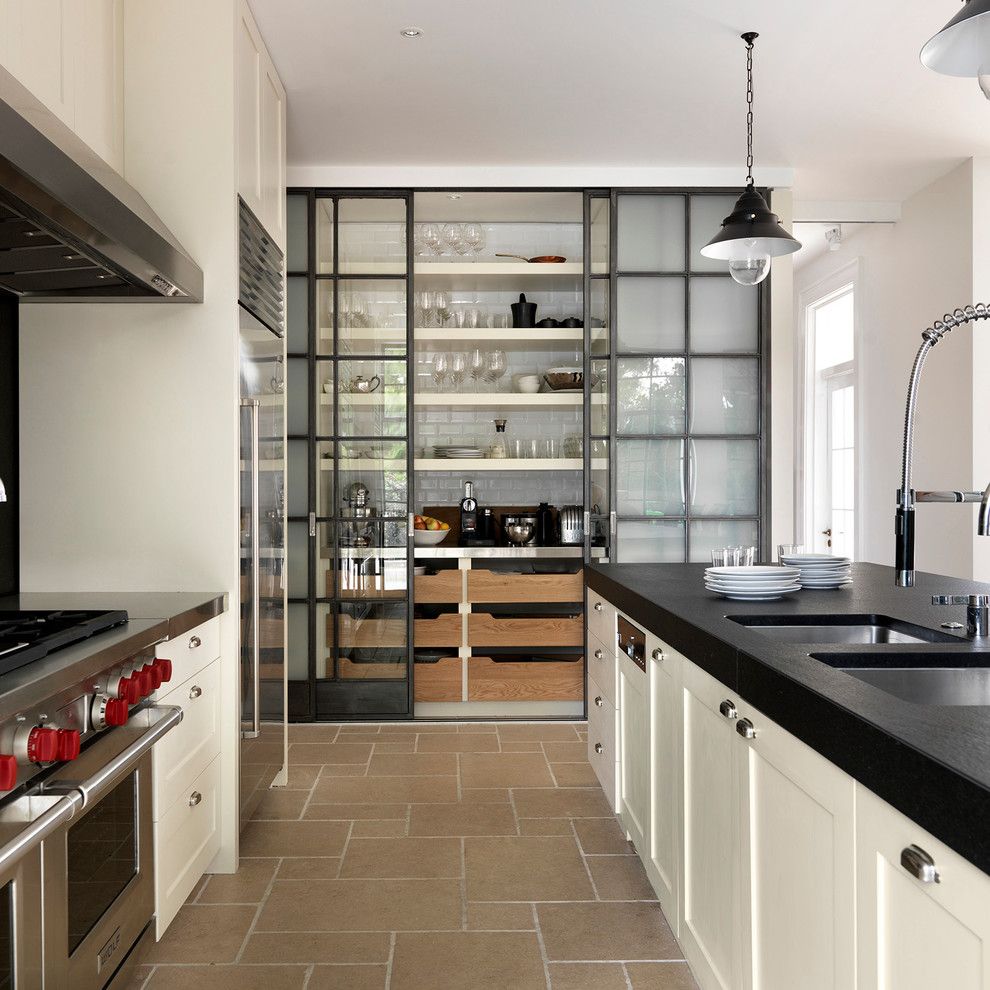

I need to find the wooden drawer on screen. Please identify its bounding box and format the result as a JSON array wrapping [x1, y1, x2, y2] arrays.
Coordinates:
[[155, 755, 221, 938], [338, 614, 404, 649], [414, 613, 462, 647], [415, 570, 462, 604], [154, 616, 220, 694], [153, 659, 220, 819], [587, 671, 619, 812], [467, 569, 583, 604], [334, 656, 407, 680], [468, 613, 583, 648], [587, 630, 618, 709], [468, 656, 583, 702], [586, 590, 616, 648], [414, 657, 463, 701]]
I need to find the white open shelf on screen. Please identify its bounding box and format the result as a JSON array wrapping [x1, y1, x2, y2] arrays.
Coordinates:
[[414, 392, 605, 409], [413, 261, 584, 291], [316, 326, 608, 351], [416, 458, 606, 471]]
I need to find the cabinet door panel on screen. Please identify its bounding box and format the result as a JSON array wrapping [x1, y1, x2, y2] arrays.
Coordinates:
[[259, 59, 285, 246], [71, 0, 123, 170], [236, 7, 262, 216], [618, 650, 650, 855]]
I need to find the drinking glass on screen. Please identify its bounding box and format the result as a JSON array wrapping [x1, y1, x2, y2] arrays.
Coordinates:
[[485, 349, 507, 391], [491, 313, 509, 329], [420, 223, 442, 256], [442, 223, 466, 257], [469, 348, 486, 392], [453, 309, 468, 329], [432, 352, 448, 392], [777, 543, 803, 562], [448, 351, 466, 390], [413, 225, 428, 257], [462, 222, 486, 259], [434, 291, 451, 326]]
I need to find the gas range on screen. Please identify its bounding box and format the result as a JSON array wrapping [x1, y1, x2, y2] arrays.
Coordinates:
[[0, 608, 128, 675]]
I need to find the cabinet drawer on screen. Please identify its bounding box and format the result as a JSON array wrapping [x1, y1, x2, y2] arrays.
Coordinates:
[[586, 630, 617, 709], [415, 571, 463, 603], [154, 616, 220, 693], [153, 660, 221, 819], [468, 656, 583, 702], [414, 657, 463, 702], [468, 614, 583, 648], [414, 613, 463, 647], [467, 569, 583, 604], [586, 591, 616, 647], [155, 755, 221, 938], [587, 671, 618, 811]]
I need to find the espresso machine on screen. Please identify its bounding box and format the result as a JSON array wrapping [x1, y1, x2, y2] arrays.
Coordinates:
[[341, 481, 378, 548]]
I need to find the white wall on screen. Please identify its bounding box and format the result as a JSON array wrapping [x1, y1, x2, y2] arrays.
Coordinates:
[[18, 0, 243, 870], [794, 161, 976, 578]]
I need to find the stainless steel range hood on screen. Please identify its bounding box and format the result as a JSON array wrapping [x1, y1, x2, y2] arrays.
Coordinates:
[[0, 66, 203, 301]]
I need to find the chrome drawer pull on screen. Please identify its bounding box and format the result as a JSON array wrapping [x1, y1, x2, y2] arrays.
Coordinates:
[[594, 743, 604, 754], [594, 602, 603, 612], [719, 699, 738, 720], [189, 791, 202, 808], [594, 649, 604, 660], [189, 635, 202, 649], [652, 648, 665, 663], [736, 718, 757, 740], [594, 696, 604, 707], [901, 844, 940, 884], [189, 685, 203, 700]]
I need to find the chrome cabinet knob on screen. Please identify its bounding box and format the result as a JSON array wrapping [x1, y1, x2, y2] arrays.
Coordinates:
[[651, 648, 665, 663], [189, 635, 202, 649], [189, 685, 203, 700], [719, 699, 738, 720], [594, 649, 604, 660], [594, 696, 604, 707], [189, 791, 202, 807], [594, 602, 603, 612], [736, 718, 757, 739], [901, 844, 940, 884], [594, 742, 604, 754]]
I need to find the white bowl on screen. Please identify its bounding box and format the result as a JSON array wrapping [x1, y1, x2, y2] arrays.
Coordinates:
[[322, 382, 334, 394], [413, 529, 450, 547], [516, 378, 541, 394]]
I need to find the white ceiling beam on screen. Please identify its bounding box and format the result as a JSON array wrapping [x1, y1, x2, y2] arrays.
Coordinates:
[[793, 200, 902, 223]]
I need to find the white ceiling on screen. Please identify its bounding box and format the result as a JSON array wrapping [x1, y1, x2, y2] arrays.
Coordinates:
[[251, 0, 990, 203]]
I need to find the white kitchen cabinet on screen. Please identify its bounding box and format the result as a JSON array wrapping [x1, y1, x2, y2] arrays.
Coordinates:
[[587, 670, 618, 810], [236, 0, 286, 248], [618, 645, 651, 855], [856, 784, 990, 990], [587, 589, 617, 647], [587, 629, 617, 708]]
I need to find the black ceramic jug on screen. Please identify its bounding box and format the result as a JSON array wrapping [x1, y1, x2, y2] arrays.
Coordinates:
[[510, 293, 537, 328]]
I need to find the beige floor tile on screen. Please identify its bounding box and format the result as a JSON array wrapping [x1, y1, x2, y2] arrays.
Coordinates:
[[276, 856, 341, 880], [381, 723, 459, 733], [312, 775, 459, 804], [307, 965, 388, 989], [130, 965, 154, 988], [498, 723, 581, 741], [240, 820, 348, 858], [302, 802, 408, 820], [366, 752, 458, 775], [336, 724, 381, 734], [543, 741, 589, 762], [416, 733, 500, 752], [288, 742, 372, 764], [548, 962, 629, 990], [391, 932, 547, 990], [512, 788, 614, 819], [573, 819, 635, 855], [283, 764, 322, 789], [460, 752, 554, 789], [467, 902, 537, 931], [251, 789, 310, 820], [350, 819, 408, 837], [552, 763, 600, 787], [538, 902, 680, 961], [625, 962, 700, 989], [287, 724, 340, 742], [240, 931, 391, 964], [143, 904, 256, 963], [460, 787, 511, 804], [409, 803, 518, 836], [145, 965, 307, 990], [317, 764, 371, 777], [197, 858, 277, 903], [458, 722, 498, 732], [519, 818, 573, 836], [465, 836, 594, 901], [340, 837, 462, 878], [371, 739, 417, 753], [501, 740, 544, 752], [330, 732, 394, 743], [257, 878, 462, 931], [587, 856, 658, 900]]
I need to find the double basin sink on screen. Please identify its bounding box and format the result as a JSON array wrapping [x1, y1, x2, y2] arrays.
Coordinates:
[[730, 614, 990, 706]]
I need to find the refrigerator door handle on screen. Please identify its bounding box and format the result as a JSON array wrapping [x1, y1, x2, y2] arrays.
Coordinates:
[[241, 398, 262, 740]]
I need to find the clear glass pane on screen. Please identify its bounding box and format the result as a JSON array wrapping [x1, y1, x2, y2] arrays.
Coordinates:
[[287, 439, 308, 516], [617, 195, 685, 272], [617, 277, 685, 352], [617, 439, 685, 517], [617, 358, 685, 434], [590, 438, 609, 525], [689, 519, 760, 563], [315, 360, 334, 435], [690, 438, 759, 516], [814, 290, 854, 369], [338, 602, 409, 681], [591, 359, 609, 436], [690, 278, 759, 352], [317, 603, 334, 679], [338, 198, 406, 274], [689, 358, 760, 434], [287, 521, 309, 597], [316, 198, 333, 274], [315, 440, 334, 517], [590, 279, 609, 356], [689, 195, 738, 272], [287, 603, 309, 679], [286, 195, 309, 272], [616, 519, 684, 562], [335, 360, 407, 438], [287, 358, 309, 435], [287, 277, 309, 355], [338, 440, 408, 519], [590, 196, 610, 275], [316, 523, 335, 597], [333, 279, 407, 356]]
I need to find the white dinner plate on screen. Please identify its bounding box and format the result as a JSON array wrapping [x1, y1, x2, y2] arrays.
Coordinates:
[[800, 580, 853, 588], [781, 555, 851, 566], [706, 565, 800, 579], [707, 587, 803, 600], [705, 578, 801, 589]]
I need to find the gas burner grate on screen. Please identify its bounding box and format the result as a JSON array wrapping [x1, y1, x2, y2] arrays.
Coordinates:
[[0, 610, 129, 677]]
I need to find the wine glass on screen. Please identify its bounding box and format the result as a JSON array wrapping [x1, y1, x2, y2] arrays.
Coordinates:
[[469, 347, 486, 393], [434, 291, 451, 326], [431, 352, 448, 392], [414, 290, 430, 327], [420, 223, 442, 257], [462, 222, 486, 259], [442, 223, 466, 257], [448, 351, 466, 391], [485, 349, 507, 391]]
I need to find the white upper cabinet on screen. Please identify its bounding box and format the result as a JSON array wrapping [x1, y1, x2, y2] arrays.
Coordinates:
[[0, 0, 123, 171], [236, 0, 286, 249]]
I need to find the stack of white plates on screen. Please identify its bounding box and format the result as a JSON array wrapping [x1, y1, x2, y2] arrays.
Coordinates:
[[704, 565, 802, 601], [433, 445, 484, 459], [780, 553, 853, 589]]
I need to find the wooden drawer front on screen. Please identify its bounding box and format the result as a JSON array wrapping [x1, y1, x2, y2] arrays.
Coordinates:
[[587, 630, 618, 709], [336, 657, 407, 680], [414, 613, 463, 647], [468, 657, 583, 702], [586, 591, 616, 648], [338, 614, 405, 649], [154, 616, 220, 693], [468, 614, 583, 648], [415, 657, 463, 702], [415, 571, 463, 603], [155, 755, 221, 938], [153, 660, 221, 819], [467, 569, 583, 604], [587, 672, 618, 811]]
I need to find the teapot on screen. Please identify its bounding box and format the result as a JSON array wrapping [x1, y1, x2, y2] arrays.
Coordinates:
[[345, 375, 382, 394]]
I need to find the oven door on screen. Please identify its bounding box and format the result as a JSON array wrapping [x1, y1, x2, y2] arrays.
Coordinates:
[[42, 705, 181, 990]]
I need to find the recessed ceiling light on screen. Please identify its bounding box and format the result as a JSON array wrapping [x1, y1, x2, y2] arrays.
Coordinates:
[[400, 27, 423, 38], [447, 193, 462, 201]]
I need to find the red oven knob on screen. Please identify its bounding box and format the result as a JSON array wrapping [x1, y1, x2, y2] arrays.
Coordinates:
[[0, 755, 17, 790], [56, 729, 80, 761], [105, 698, 129, 727], [143, 661, 163, 691], [116, 675, 141, 705], [26, 727, 59, 764], [154, 657, 173, 684]]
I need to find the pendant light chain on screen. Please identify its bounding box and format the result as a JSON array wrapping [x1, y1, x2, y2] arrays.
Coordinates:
[[745, 35, 755, 188]]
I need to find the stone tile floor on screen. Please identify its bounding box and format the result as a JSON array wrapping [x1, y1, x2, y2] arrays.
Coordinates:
[[134, 722, 698, 989]]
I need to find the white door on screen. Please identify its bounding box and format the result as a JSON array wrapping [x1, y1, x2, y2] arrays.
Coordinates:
[[618, 649, 650, 856], [679, 660, 740, 990], [736, 704, 856, 990], [856, 785, 990, 990]]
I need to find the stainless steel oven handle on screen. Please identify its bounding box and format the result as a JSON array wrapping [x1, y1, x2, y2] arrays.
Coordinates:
[[0, 790, 82, 874]]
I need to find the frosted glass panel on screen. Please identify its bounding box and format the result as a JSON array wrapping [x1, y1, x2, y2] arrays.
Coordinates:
[[590, 197, 610, 275], [287, 358, 309, 435], [591, 359, 609, 436], [287, 521, 309, 597], [617, 358, 685, 434], [691, 439, 759, 516], [617, 439, 685, 516], [617, 195, 685, 272], [287, 603, 309, 678], [690, 358, 759, 434], [286, 196, 309, 272], [617, 520, 684, 562], [689, 195, 738, 272], [338, 199, 406, 274], [287, 277, 308, 354], [690, 278, 759, 352], [617, 277, 685, 352], [689, 520, 760, 563], [590, 280, 609, 356], [287, 439, 308, 516]]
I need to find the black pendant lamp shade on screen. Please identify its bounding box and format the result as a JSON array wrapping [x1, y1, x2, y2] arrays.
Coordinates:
[[921, 0, 990, 77]]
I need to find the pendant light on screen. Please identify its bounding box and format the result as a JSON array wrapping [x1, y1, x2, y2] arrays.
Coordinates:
[[701, 32, 800, 286], [921, 0, 990, 99]]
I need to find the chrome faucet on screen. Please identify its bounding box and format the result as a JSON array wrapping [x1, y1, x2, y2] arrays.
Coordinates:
[[932, 594, 990, 637], [896, 304, 990, 586]]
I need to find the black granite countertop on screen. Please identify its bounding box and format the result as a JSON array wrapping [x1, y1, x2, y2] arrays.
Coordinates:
[[587, 561, 990, 875]]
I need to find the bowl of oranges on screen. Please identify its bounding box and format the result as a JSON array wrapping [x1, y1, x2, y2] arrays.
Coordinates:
[[413, 515, 451, 547]]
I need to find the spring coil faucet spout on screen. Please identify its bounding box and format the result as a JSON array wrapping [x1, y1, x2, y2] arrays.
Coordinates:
[[897, 304, 990, 586]]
